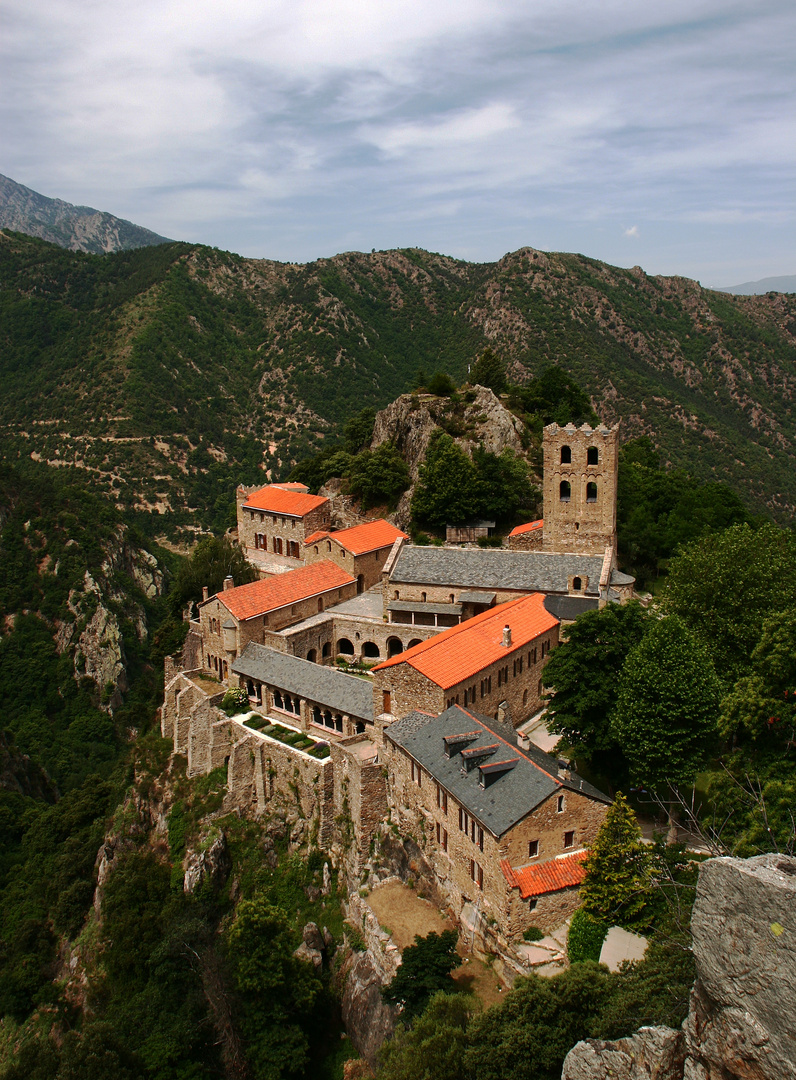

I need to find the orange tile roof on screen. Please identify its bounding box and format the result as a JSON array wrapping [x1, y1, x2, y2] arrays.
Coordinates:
[[242, 484, 328, 517], [305, 519, 408, 556], [509, 519, 544, 537], [501, 851, 588, 898], [205, 561, 354, 621], [372, 593, 559, 690]]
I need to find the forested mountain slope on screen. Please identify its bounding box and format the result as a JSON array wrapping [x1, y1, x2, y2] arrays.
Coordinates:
[[2, 230, 796, 531], [0, 174, 171, 254]]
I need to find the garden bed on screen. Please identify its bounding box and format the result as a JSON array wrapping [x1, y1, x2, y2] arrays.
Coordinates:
[[240, 714, 330, 759]]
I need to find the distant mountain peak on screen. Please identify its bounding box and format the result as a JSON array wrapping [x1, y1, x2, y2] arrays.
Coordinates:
[[714, 274, 796, 296], [0, 173, 171, 255]]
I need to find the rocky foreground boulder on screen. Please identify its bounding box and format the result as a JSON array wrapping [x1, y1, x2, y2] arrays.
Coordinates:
[[562, 853, 796, 1080]]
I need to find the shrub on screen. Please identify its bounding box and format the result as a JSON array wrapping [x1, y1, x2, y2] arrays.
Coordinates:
[[523, 925, 544, 942], [221, 686, 249, 716], [567, 908, 609, 964]]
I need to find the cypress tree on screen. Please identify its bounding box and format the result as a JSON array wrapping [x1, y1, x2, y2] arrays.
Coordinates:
[[580, 793, 651, 928]]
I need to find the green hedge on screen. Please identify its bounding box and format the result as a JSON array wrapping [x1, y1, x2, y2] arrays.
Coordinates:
[[568, 908, 609, 964]]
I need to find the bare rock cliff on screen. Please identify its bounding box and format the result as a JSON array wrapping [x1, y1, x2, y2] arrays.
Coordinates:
[[562, 854, 796, 1080]]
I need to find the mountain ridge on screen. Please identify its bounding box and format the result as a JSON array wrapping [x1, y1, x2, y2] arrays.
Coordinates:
[[0, 173, 171, 254], [1, 232, 795, 532]]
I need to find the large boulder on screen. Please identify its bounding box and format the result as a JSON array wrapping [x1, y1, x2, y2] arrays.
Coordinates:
[[562, 854, 796, 1080]]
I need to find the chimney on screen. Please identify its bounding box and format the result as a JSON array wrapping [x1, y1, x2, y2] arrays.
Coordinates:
[[202, 586, 209, 602], [502, 624, 512, 648], [223, 575, 234, 591]]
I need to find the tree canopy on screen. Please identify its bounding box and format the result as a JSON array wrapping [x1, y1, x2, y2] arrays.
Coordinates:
[[411, 433, 480, 530], [579, 793, 652, 928], [382, 930, 460, 1020], [168, 534, 257, 615], [543, 601, 650, 788], [613, 615, 721, 794], [468, 348, 507, 396]]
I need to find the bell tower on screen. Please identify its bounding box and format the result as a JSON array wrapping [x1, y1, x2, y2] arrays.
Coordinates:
[[541, 422, 619, 555]]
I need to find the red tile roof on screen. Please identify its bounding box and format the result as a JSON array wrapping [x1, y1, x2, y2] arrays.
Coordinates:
[[501, 850, 588, 898], [242, 484, 328, 517], [509, 519, 544, 537], [304, 519, 408, 556], [372, 593, 559, 690], [205, 561, 354, 621]]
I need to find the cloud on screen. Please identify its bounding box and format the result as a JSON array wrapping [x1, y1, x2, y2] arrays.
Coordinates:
[[1, 0, 795, 280]]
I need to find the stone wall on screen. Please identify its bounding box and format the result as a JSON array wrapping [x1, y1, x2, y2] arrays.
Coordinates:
[[507, 528, 544, 552], [305, 540, 395, 592], [330, 737, 388, 875], [541, 422, 619, 556], [236, 486, 330, 568]]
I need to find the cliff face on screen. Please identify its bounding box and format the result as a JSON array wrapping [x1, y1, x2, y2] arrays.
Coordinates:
[[562, 854, 796, 1080]]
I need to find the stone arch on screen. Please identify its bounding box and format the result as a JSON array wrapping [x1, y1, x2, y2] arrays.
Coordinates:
[[586, 481, 597, 503], [337, 638, 354, 655], [408, 638, 422, 649], [572, 576, 582, 592], [560, 480, 571, 502], [362, 641, 380, 658], [357, 574, 365, 594], [306, 648, 317, 663], [587, 446, 599, 465], [560, 445, 572, 464], [322, 641, 332, 658], [387, 636, 403, 658]]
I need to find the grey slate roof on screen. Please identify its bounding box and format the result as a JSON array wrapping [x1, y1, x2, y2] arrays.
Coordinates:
[[386, 704, 610, 838], [543, 595, 600, 621], [459, 591, 497, 605], [389, 546, 609, 596], [232, 644, 373, 721]]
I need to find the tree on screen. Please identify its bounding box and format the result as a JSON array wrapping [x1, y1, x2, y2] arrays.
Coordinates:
[[168, 535, 257, 615], [382, 930, 459, 1019], [543, 601, 650, 789], [468, 348, 507, 395], [343, 407, 376, 452], [376, 992, 477, 1080], [347, 442, 410, 509], [427, 372, 456, 397], [472, 447, 538, 523], [226, 896, 323, 1080], [612, 616, 721, 835], [719, 608, 796, 746], [464, 964, 614, 1080], [411, 433, 479, 530], [664, 522, 796, 685], [579, 793, 652, 928], [509, 366, 597, 427]]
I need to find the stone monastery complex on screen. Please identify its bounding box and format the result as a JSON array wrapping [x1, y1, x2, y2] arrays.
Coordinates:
[[163, 421, 632, 965]]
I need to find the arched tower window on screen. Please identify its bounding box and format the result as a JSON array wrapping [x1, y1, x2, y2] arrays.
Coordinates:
[[573, 576, 582, 591], [559, 480, 571, 502], [587, 446, 599, 465], [560, 445, 571, 464], [586, 482, 597, 503]]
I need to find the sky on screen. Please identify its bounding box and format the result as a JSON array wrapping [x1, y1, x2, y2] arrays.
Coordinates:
[[2, 0, 795, 285]]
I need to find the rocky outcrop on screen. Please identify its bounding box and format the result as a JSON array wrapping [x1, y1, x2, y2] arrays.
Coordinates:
[[183, 829, 231, 894], [562, 854, 796, 1080]]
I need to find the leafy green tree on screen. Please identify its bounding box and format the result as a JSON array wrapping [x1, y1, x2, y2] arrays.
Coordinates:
[[543, 602, 650, 788], [427, 372, 457, 397], [226, 896, 323, 1080], [719, 608, 796, 746], [509, 366, 597, 427], [566, 908, 608, 963], [464, 964, 614, 1080], [343, 407, 377, 452], [468, 348, 507, 395], [411, 433, 479, 530], [376, 992, 477, 1080], [473, 447, 538, 523], [612, 616, 721, 830], [347, 442, 410, 509], [703, 753, 796, 856], [579, 793, 652, 928], [168, 534, 257, 615], [664, 522, 796, 685], [382, 930, 460, 1019]]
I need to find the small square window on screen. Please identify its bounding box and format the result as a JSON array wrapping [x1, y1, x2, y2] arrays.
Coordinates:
[[564, 830, 575, 849], [528, 839, 539, 858], [529, 899, 537, 912]]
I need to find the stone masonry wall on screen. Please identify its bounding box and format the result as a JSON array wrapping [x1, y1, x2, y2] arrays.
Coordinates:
[[541, 423, 619, 556], [330, 737, 388, 875], [236, 487, 331, 569], [371, 624, 559, 728], [305, 540, 395, 592]]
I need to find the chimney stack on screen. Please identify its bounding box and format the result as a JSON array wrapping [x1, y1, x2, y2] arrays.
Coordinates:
[[502, 624, 512, 648], [202, 586, 209, 602], [223, 575, 234, 591]]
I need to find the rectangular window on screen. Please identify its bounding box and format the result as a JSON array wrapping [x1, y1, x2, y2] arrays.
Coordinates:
[[478, 827, 484, 852], [383, 690, 391, 714], [436, 822, 441, 844], [528, 839, 539, 858], [529, 898, 537, 911], [564, 830, 575, 849], [471, 860, 483, 889], [471, 820, 476, 842], [436, 785, 448, 814], [459, 809, 468, 833], [442, 828, 448, 852], [557, 794, 565, 813]]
